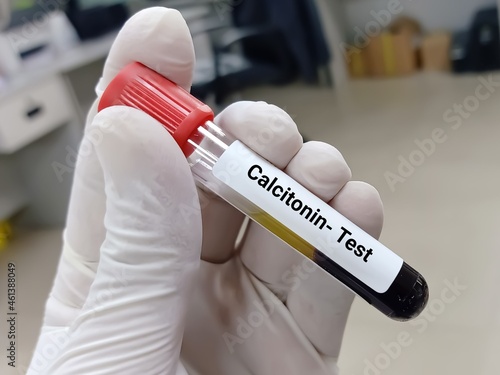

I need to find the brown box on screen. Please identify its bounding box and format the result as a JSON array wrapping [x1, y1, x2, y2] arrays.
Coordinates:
[[392, 32, 417, 75], [348, 16, 421, 79], [347, 47, 367, 78], [389, 16, 422, 36], [362, 32, 417, 77], [421, 32, 452, 71], [364, 34, 386, 77]]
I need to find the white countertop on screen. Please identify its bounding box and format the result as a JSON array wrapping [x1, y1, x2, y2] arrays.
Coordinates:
[[0, 1, 219, 100], [0, 31, 117, 100]]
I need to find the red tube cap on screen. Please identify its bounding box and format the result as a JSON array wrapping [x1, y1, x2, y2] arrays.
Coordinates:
[[98, 62, 214, 156]]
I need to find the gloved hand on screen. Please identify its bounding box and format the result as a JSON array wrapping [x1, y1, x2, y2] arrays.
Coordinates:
[[28, 8, 384, 375]]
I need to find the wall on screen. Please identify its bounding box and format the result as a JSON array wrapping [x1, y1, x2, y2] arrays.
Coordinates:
[[315, 0, 351, 85], [342, 0, 497, 38]]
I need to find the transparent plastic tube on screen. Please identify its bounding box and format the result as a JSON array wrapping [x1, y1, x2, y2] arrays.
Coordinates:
[[99, 62, 429, 321]]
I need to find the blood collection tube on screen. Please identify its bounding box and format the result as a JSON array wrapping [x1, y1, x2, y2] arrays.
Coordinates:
[[98, 62, 429, 321]]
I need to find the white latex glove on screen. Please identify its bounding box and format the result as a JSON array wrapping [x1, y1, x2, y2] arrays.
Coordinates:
[[28, 8, 384, 375]]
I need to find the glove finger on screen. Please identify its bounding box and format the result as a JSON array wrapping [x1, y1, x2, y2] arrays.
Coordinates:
[[97, 7, 195, 96], [240, 141, 352, 296], [43, 106, 202, 374], [43, 101, 106, 327], [240, 141, 383, 357], [200, 101, 303, 263], [45, 7, 196, 327]]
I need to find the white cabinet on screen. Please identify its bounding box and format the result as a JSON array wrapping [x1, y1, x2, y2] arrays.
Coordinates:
[[0, 76, 73, 154], [0, 73, 80, 224]]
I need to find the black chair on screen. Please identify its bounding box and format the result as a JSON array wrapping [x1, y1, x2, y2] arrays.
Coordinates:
[[451, 6, 500, 73], [190, 19, 297, 105], [467, 7, 500, 72], [65, 0, 129, 40]]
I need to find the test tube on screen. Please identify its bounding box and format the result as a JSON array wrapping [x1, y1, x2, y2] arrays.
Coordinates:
[[98, 62, 429, 321]]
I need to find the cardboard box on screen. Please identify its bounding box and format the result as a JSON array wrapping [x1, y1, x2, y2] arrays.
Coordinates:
[[347, 16, 421, 79], [347, 47, 367, 78], [421, 32, 452, 71], [392, 32, 417, 74], [389, 16, 422, 36], [364, 34, 386, 77], [362, 32, 416, 77]]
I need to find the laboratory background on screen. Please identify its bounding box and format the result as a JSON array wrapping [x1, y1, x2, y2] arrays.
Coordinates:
[[0, 0, 499, 374]]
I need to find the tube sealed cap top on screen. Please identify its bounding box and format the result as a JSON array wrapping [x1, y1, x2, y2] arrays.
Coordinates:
[[98, 62, 214, 156]]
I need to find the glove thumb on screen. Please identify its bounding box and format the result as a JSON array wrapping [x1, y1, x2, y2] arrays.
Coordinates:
[[39, 106, 202, 375]]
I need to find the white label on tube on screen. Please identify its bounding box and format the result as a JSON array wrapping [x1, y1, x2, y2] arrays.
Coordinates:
[[212, 141, 403, 293]]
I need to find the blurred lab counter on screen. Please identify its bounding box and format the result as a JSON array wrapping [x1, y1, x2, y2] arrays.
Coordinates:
[[0, 0, 344, 227], [0, 31, 116, 102], [0, 30, 117, 227], [0, 2, 217, 227], [0, 3, 197, 226]]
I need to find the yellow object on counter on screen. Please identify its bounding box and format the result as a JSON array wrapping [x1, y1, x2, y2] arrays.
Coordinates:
[[0, 221, 12, 250], [381, 32, 397, 76]]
